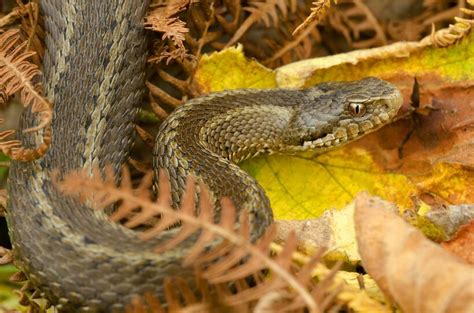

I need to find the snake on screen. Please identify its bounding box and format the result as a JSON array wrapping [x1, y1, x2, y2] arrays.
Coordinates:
[[5, 1, 403, 312]]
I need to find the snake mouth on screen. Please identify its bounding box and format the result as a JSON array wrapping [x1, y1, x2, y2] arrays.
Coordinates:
[[298, 118, 383, 150], [300, 131, 347, 149], [299, 133, 328, 147]]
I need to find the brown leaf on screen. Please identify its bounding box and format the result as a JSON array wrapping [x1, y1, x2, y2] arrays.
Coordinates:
[[442, 220, 474, 265], [354, 192, 474, 313]]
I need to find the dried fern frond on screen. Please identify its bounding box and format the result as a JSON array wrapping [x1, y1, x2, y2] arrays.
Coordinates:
[[0, 2, 37, 29], [259, 1, 323, 67], [126, 275, 236, 313], [146, 0, 192, 64], [0, 29, 52, 161], [226, 0, 297, 47], [326, 0, 386, 49], [0, 188, 8, 215], [58, 167, 340, 312], [0, 85, 8, 106], [16, 1, 44, 64], [293, 0, 338, 36], [424, 0, 474, 47]]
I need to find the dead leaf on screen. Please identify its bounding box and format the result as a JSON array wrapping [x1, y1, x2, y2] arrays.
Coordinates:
[[354, 192, 474, 313], [442, 220, 474, 265], [275, 203, 365, 262], [194, 32, 474, 220], [425, 203, 474, 239]]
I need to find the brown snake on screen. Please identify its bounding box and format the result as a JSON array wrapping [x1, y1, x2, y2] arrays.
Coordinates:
[[6, 1, 403, 312]]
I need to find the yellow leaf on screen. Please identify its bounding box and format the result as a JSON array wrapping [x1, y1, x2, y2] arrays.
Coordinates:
[[241, 148, 415, 219], [194, 44, 276, 93], [194, 32, 474, 221], [276, 31, 474, 87]]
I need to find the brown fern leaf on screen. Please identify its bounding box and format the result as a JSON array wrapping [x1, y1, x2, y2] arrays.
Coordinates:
[[0, 187, 8, 216], [148, 91, 169, 119], [146, 80, 183, 108], [135, 125, 155, 148], [326, 0, 386, 49], [0, 29, 52, 161], [0, 2, 36, 29], [424, 0, 474, 47], [146, 0, 191, 64], [15, 1, 45, 66], [293, 0, 338, 36], [58, 167, 339, 312], [0, 246, 13, 265], [226, 0, 297, 47], [126, 275, 238, 313], [258, 1, 323, 67], [0, 85, 9, 106]]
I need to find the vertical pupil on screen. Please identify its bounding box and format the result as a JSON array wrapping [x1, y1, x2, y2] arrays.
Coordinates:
[[355, 105, 360, 114]]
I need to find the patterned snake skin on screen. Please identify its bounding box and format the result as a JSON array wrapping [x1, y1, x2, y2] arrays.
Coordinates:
[[5, 1, 403, 312]]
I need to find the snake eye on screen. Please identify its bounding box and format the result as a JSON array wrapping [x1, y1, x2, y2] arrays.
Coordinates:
[[349, 103, 366, 117]]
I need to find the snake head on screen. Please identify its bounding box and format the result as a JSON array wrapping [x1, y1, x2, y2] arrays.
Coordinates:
[[283, 77, 403, 151]]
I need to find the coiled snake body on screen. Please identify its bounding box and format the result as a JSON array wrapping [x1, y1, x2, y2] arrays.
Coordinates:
[[6, 2, 403, 312]]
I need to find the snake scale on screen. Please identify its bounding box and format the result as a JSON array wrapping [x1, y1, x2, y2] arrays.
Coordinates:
[[5, 1, 403, 312]]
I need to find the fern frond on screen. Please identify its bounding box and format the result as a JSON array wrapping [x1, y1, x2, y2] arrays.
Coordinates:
[[292, 0, 339, 36], [424, 0, 474, 47], [0, 2, 36, 29], [0, 85, 8, 106], [145, 0, 191, 63], [262, 3, 322, 67], [58, 167, 339, 312], [226, 0, 297, 47], [126, 276, 234, 313], [135, 125, 155, 148], [0, 29, 51, 131], [0, 29, 52, 161], [325, 0, 386, 49], [146, 80, 182, 107]]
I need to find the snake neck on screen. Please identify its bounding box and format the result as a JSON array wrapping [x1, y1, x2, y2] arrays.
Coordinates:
[[153, 89, 307, 239]]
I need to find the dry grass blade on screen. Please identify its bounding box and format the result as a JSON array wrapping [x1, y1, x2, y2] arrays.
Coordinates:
[[0, 29, 52, 160], [58, 166, 339, 312], [293, 0, 338, 35]]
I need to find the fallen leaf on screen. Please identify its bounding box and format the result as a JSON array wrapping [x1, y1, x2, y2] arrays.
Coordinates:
[[354, 192, 474, 313], [194, 32, 474, 220], [425, 203, 474, 239], [241, 146, 416, 219], [276, 32, 474, 87], [194, 44, 276, 93], [275, 202, 374, 263], [442, 220, 474, 264]]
